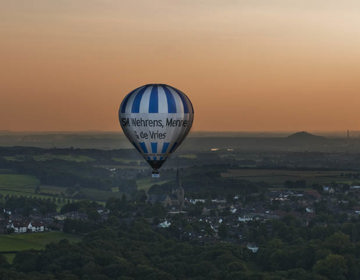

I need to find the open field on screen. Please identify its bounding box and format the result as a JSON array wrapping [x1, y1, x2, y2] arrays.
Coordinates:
[[0, 174, 40, 196], [4, 154, 95, 162], [97, 163, 146, 170], [0, 174, 39, 188], [112, 158, 143, 164], [178, 154, 197, 159], [136, 177, 169, 191], [0, 232, 80, 263], [0, 174, 117, 203], [222, 169, 359, 185], [0, 174, 64, 199], [34, 154, 95, 162], [0, 232, 80, 251]]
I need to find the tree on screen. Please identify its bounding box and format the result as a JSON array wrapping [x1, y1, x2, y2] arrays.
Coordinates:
[[324, 232, 352, 254], [313, 254, 348, 280], [218, 224, 228, 239]]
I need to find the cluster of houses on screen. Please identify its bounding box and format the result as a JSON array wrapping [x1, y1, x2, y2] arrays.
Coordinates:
[[0, 204, 111, 234], [0, 210, 94, 234], [9, 220, 45, 233], [155, 184, 360, 248], [3, 178, 360, 244], [0, 211, 50, 234]]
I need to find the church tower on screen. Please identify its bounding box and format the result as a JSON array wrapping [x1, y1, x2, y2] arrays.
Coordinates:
[[172, 168, 185, 209]]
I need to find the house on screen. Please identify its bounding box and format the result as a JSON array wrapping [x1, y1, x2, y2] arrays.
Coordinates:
[[158, 220, 171, 228], [11, 221, 29, 233], [238, 216, 253, 222], [323, 186, 334, 193], [28, 221, 45, 232], [8, 220, 46, 233], [189, 199, 206, 205], [247, 244, 259, 253]]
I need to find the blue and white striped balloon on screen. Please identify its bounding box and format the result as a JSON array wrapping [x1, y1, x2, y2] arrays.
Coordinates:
[[118, 84, 194, 177]]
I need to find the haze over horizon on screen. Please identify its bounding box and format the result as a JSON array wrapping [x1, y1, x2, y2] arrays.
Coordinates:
[[1, 0, 360, 132]]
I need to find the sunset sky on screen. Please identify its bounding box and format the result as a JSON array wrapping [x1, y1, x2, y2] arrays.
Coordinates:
[[1, 0, 360, 132]]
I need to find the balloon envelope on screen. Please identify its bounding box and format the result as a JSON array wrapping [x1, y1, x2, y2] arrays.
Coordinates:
[[119, 84, 194, 176]]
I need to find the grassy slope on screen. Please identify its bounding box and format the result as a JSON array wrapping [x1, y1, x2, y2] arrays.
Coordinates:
[[0, 174, 39, 188], [0, 232, 79, 251], [0, 174, 61, 199], [222, 169, 357, 185], [4, 154, 94, 163], [136, 177, 169, 192], [0, 232, 81, 263]]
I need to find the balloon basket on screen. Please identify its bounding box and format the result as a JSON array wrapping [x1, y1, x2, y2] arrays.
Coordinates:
[[152, 170, 160, 178]]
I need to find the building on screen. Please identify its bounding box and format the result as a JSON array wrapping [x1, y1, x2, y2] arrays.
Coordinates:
[[147, 168, 185, 209], [11, 221, 29, 233], [28, 221, 45, 232]]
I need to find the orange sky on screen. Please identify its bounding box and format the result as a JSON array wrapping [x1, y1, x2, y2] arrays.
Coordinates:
[[1, 0, 360, 132]]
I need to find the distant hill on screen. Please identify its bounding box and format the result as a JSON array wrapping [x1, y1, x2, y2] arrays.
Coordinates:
[[287, 131, 326, 141]]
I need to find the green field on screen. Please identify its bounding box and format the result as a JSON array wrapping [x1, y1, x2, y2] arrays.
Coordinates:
[[222, 169, 358, 185], [35, 154, 95, 162], [3, 156, 24, 162], [0, 174, 60, 199], [0, 173, 121, 202], [112, 158, 142, 164], [0, 174, 40, 196], [178, 154, 197, 159], [0, 174, 39, 188], [136, 177, 168, 191], [4, 154, 94, 163], [0, 232, 80, 263]]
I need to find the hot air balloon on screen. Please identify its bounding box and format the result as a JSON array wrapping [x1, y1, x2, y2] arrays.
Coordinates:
[[118, 84, 194, 177]]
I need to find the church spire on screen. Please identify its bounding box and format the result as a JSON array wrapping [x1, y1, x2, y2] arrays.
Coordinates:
[[175, 168, 184, 210], [176, 168, 182, 188]]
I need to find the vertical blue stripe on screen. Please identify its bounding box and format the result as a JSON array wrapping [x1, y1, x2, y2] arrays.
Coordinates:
[[153, 156, 157, 160], [139, 142, 148, 153], [161, 142, 170, 153], [131, 86, 148, 113], [151, 142, 157, 154], [147, 156, 151, 160], [120, 91, 133, 113], [170, 142, 178, 153], [159, 156, 163, 160], [149, 86, 158, 113], [162, 86, 177, 113], [170, 87, 189, 113]]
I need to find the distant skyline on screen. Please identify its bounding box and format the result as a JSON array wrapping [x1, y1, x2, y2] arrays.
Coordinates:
[[1, 1, 360, 132]]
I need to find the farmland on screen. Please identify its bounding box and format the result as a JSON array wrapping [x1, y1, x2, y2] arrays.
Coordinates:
[[221, 169, 359, 185], [136, 177, 169, 191], [0, 174, 40, 196], [5, 154, 95, 163], [0, 232, 80, 263]]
